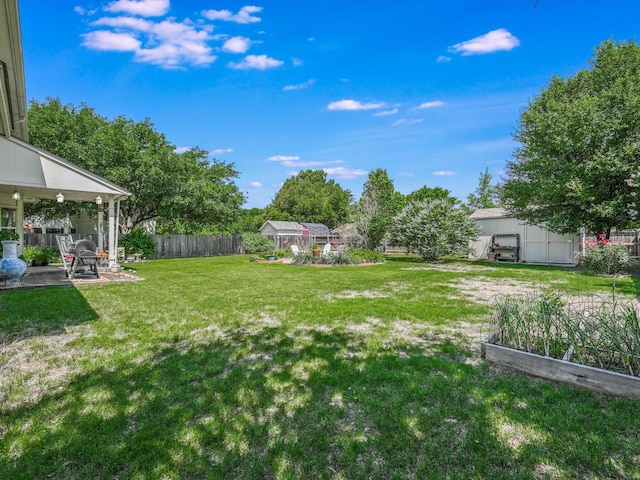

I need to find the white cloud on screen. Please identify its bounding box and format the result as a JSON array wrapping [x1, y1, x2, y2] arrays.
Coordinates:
[[80, 4, 271, 69], [391, 118, 423, 126], [82, 30, 141, 51], [228, 54, 283, 70], [433, 170, 457, 176], [417, 101, 445, 109], [327, 99, 386, 111], [84, 15, 217, 68], [296, 160, 342, 167], [75, 6, 99, 15], [449, 28, 520, 56], [222, 36, 251, 54], [174, 146, 192, 154], [248, 181, 262, 188], [307, 37, 316, 42], [397, 171, 415, 177], [211, 148, 233, 155], [104, 0, 170, 17], [268, 155, 300, 162], [373, 108, 398, 117], [283, 78, 316, 91], [291, 57, 304, 66], [202, 5, 263, 24], [323, 167, 368, 179], [269, 155, 344, 168], [437, 55, 452, 63]]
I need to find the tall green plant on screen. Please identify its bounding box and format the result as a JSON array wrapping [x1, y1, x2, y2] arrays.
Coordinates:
[[118, 228, 156, 259], [240, 233, 275, 254]]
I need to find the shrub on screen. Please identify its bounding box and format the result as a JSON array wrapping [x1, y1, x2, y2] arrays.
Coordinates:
[[241, 233, 275, 254], [326, 249, 355, 266], [44, 246, 62, 264], [577, 236, 632, 276], [119, 228, 156, 259], [350, 248, 384, 264], [21, 246, 41, 263], [291, 251, 323, 265], [390, 199, 479, 261]]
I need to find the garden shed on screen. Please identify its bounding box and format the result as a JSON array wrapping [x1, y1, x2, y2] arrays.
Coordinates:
[[259, 220, 334, 250], [470, 208, 579, 265]]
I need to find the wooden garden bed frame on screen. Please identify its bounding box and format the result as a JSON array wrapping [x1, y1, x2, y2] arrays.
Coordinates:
[[481, 330, 640, 400]]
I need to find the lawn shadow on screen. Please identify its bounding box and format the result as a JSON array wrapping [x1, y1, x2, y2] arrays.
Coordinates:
[[2, 325, 639, 479], [0, 285, 99, 344]]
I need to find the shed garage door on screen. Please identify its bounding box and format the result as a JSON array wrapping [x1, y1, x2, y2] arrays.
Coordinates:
[[523, 224, 574, 264]]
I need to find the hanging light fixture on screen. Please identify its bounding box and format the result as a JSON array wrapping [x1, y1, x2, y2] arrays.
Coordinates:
[[56, 192, 64, 203], [11, 189, 20, 201], [95, 195, 103, 205]]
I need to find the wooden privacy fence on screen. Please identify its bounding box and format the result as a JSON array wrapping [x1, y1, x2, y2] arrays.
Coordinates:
[[24, 231, 639, 259], [23, 233, 99, 248], [152, 234, 242, 259], [607, 231, 640, 258], [22, 233, 243, 259]]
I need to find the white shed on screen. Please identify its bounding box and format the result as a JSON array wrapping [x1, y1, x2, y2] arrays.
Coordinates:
[[470, 208, 579, 265]]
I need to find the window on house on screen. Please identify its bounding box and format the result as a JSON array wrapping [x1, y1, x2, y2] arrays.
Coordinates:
[[1, 207, 16, 232]]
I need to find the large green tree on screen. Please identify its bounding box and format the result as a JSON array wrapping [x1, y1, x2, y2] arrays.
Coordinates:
[[27, 98, 244, 234], [404, 186, 452, 205], [266, 169, 351, 229], [501, 40, 640, 237], [352, 168, 402, 249], [390, 197, 480, 261], [466, 168, 499, 211]]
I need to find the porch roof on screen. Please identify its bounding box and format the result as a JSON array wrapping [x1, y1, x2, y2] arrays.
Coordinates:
[[0, 135, 129, 202]]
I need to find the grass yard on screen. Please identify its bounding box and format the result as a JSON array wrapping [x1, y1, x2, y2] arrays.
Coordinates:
[[1, 255, 639, 479]]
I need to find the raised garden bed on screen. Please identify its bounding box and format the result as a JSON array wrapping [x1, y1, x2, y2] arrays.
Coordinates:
[[482, 329, 640, 400]]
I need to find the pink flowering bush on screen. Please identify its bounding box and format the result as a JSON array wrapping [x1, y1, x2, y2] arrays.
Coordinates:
[[577, 235, 632, 275]]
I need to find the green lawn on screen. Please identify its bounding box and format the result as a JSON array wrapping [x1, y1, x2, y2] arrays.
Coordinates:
[[1, 255, 639, 479]]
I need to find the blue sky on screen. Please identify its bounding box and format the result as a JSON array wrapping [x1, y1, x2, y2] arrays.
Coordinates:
[[17, 0, 640, 208]]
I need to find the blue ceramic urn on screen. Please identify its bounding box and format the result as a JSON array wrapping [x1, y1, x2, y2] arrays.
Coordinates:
[[0, 240, 27, 283]]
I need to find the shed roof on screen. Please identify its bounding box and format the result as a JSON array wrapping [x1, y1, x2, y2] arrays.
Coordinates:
[[469, 207, 510, 220], [260, 220, 304, 232], [301, 223, 331, 236]]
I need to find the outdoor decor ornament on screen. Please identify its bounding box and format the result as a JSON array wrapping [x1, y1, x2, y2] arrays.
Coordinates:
[[0, 240, 28, 284]]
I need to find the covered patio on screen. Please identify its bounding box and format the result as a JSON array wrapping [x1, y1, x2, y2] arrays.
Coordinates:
[[0, 263, 140, 290], [0, 0, 129, 269], [0, 134, 130, 267]]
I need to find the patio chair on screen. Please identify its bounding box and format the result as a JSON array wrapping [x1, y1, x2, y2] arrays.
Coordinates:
[[322, 243, 332, 255], [290, 245, 300, 256], [56, 234, 74, 277]]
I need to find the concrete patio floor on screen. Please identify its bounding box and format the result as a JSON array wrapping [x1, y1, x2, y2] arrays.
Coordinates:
[[0, 264, 140, 290]]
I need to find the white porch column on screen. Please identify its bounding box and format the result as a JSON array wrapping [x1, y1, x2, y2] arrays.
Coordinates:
[[108, 195, 117, 266], [97, 202, 104, 252], [16, 197, 24, 256]]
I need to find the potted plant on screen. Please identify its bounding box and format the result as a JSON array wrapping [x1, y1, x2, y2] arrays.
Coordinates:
[[311, 243, 320, 256]]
